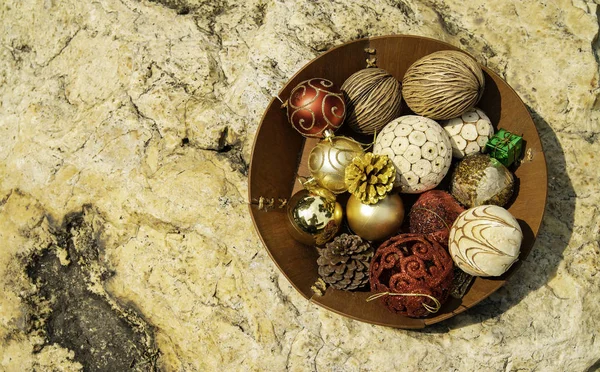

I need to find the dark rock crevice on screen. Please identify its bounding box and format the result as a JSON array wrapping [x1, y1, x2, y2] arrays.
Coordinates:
[[25, 206, 160, 371], [591, 5, 600, 110], [148, 0, 197, 15], [387, 0, 416, 20], [216, 146, 249, 176]]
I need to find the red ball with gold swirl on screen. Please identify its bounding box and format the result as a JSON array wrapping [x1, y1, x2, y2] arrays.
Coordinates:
[[285, 78, 346, 138]]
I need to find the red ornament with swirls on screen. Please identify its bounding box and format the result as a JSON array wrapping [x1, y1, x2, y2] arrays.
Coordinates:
[[369, 234, 454, 317], [409, 190, 465, 247], [285, 78, 346, 138]]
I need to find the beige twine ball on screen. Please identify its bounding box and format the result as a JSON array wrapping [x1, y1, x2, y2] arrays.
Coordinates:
[[402, 51, 485, 120], [341, 68, 402, 135]]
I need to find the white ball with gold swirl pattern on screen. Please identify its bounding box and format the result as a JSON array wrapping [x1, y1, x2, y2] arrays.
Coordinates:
[[448, 205, 522, 277]]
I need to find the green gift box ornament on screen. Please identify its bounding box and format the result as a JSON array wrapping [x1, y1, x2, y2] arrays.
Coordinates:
[[485, 129, 523, 167]]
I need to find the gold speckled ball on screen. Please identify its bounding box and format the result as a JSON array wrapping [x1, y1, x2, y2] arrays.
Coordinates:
[[450, 153, 514, 208]]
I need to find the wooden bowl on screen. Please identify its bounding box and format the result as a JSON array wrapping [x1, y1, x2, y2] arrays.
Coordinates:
[[248, 35, 547, 328]]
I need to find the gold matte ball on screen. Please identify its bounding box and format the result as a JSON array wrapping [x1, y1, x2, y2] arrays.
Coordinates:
[[308, 136, 364, 194], [341, 68, 403, 135], [402, 51, 485, 120], [286, 190, 344, 246], [346, 193, 405, 241]]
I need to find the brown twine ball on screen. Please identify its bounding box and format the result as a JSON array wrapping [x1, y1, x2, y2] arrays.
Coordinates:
[[341, 68, 402, 135], [402, 50, 485, 120]]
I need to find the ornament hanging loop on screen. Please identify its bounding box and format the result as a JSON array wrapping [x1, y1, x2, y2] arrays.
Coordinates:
[[324, 131, 377, 151], [366, 291, 442, 314], [363, 131, 377, 151], [410, 207, 451, 231], [323, 129, 335, 144], [298, 176, 336, 203]]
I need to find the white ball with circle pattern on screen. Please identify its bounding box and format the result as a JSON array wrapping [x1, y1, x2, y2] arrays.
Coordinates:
[[441, 107, 494, 159], [374, 115, 452, 193]]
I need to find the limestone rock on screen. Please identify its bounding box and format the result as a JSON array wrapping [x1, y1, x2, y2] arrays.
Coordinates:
[[1, 0, 599, 370]]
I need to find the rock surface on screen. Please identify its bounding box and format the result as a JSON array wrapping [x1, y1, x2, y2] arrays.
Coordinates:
[[1, 0, 599, 371]]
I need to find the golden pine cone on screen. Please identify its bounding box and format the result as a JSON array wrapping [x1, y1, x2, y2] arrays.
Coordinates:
[[345, 152, 395, 205]]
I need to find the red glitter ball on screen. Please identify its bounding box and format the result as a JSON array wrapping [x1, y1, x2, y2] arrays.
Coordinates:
[[409, 190, 465, 247], [285, 78, 346, 138], [369, 234, 454, 317]]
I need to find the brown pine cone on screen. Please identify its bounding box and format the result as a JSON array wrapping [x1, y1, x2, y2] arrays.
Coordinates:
[[317, 233, 373, 290]]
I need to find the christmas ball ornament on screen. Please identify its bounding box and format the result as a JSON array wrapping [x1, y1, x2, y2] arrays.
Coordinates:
[[341, 67, 402, 135], [369, 234, 454, 317], [409, 190, 465, 247], [451, 153, 514, 208], [308, 135, 364, 194], [317, 234, 373, 290], [346, 193, 404, 241], [373, 115, 452, 193], [345, 152, 395, 204], [402, 51, 485, 120], [449, 205, 522, 276], [284, 78, 346, 138], [285, 189, 343, 246], [441, 107, 494, 158]]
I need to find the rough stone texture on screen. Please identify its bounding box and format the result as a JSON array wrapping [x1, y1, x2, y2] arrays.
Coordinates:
[[25, 208, 159, 371], [0, 0, 599, 371]]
